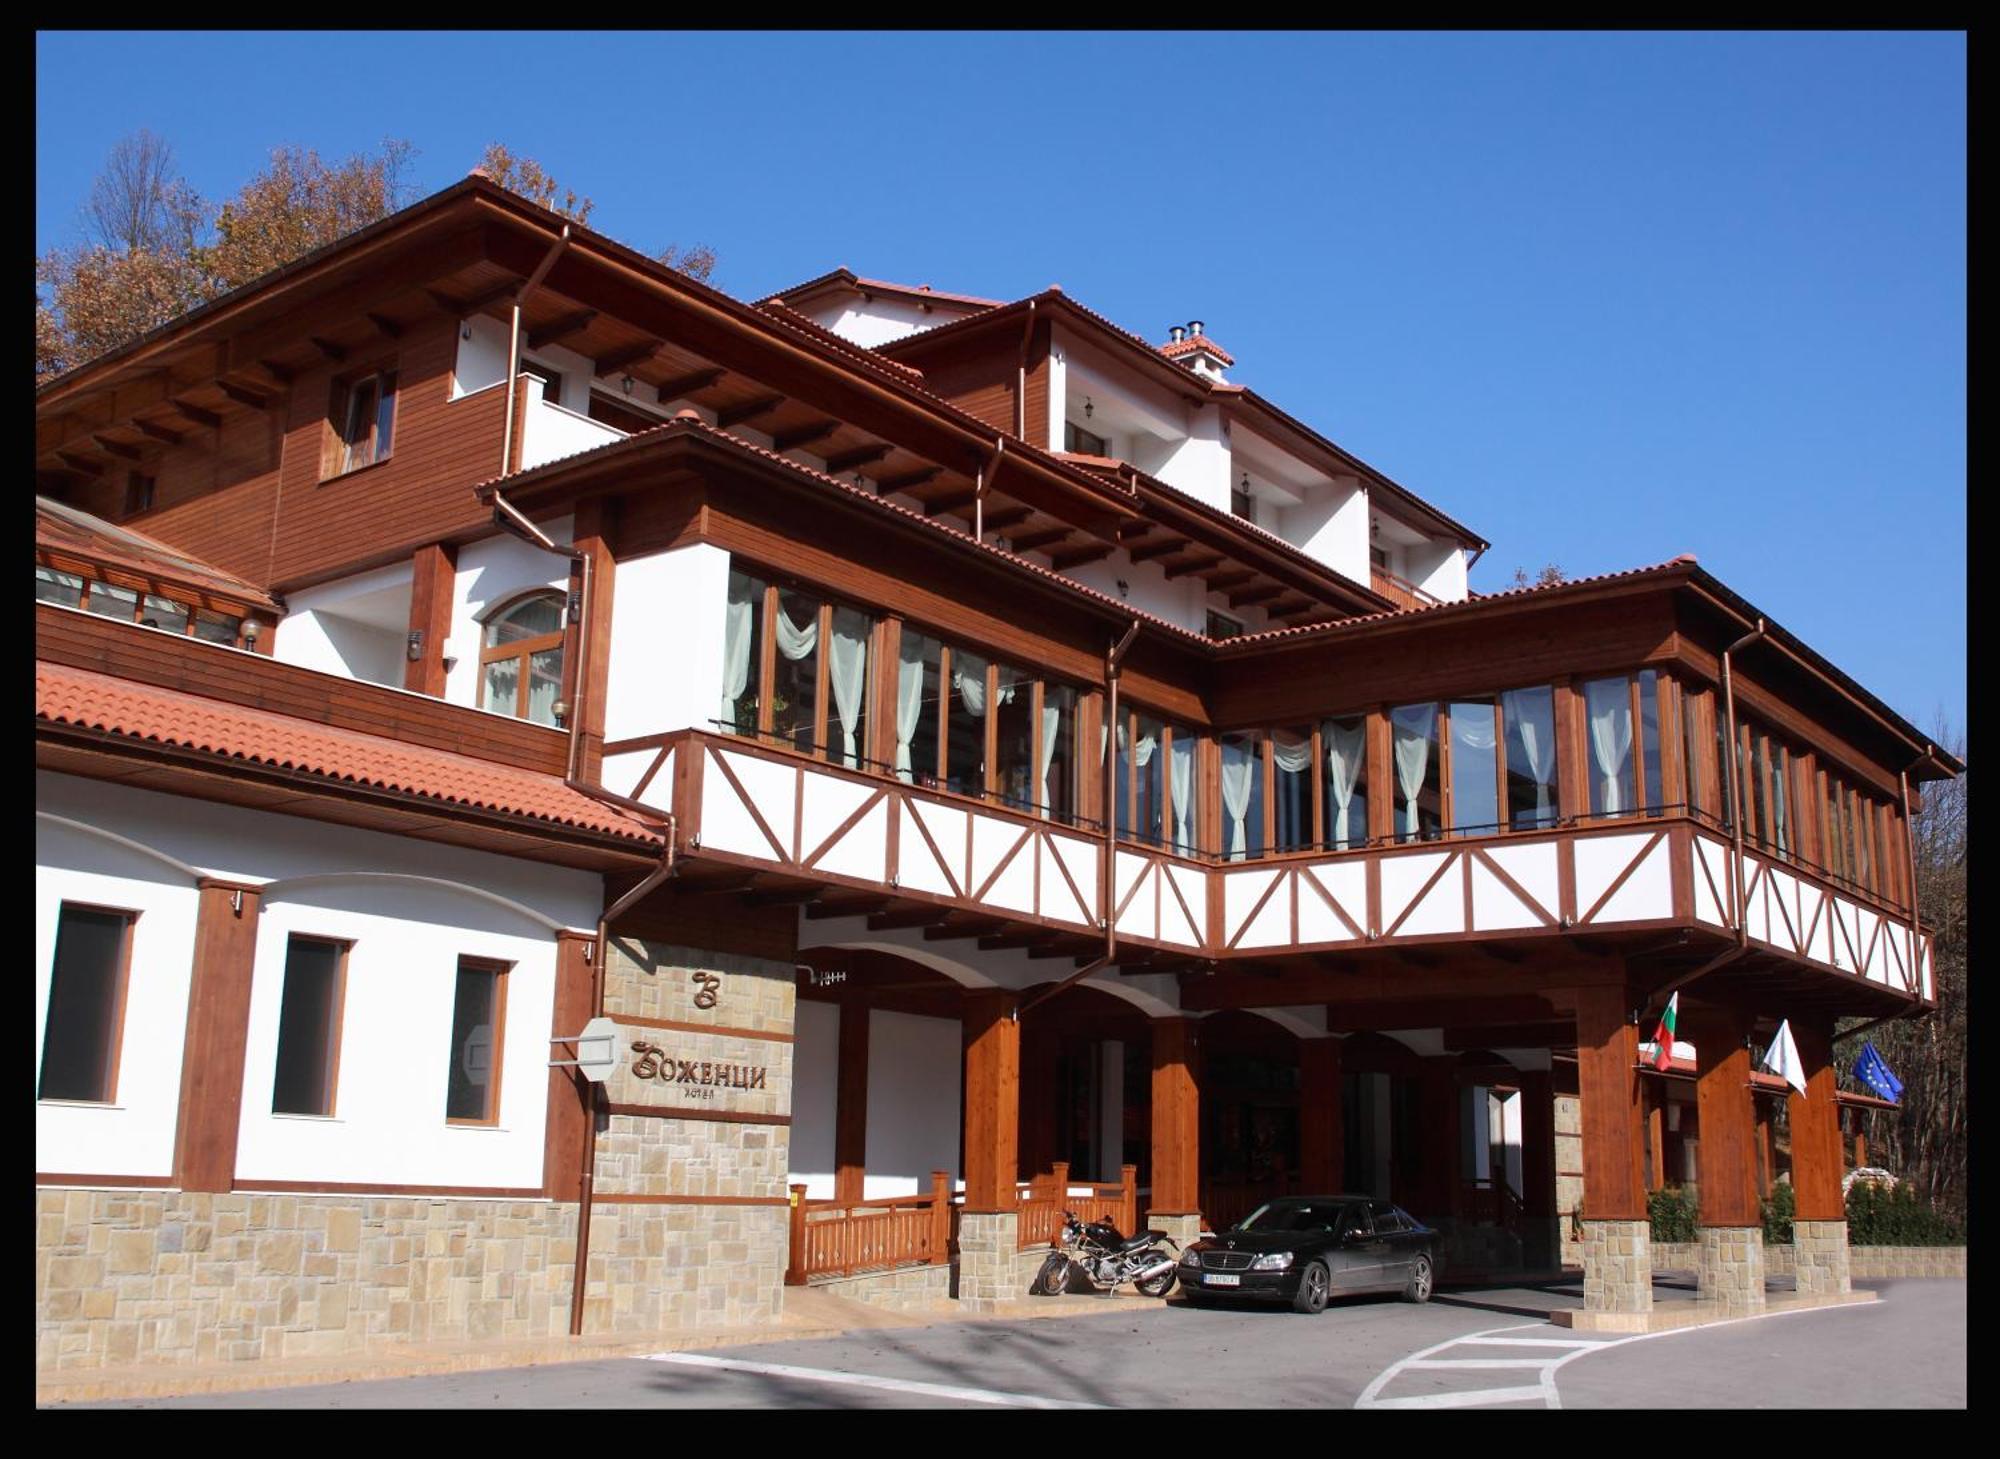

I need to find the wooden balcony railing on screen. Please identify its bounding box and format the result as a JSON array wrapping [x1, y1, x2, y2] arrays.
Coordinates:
[[1014, 1162, 1138, 1251], [1371, 566, 1442, 611], [785, 1170, 953, 1285]]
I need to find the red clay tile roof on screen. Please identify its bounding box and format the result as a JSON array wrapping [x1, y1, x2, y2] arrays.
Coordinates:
[[1160, 334, 1235, 366], [37, 660, 664, 845], [37, 497, 281, 612], [765, 268, 1003, 312]]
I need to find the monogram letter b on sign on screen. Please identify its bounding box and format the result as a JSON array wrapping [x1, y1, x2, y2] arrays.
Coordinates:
[[691, 971, 722, 1010]]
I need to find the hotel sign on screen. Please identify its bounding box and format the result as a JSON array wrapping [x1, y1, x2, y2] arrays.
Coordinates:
[[597, 1018, 788, 1117], [630, 1041, 768, 1093]]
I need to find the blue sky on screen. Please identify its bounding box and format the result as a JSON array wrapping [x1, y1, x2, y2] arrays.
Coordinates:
[[36, 31, 1966, 737]]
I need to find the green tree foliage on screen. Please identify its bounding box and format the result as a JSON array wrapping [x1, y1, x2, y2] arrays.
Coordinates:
[[1648, 1185, 1699, 1242], [1760, 1180, 1795, 1244], [1846, 1180, 1962, 1246], [1509, 563, 1567, 590], [476, 143, 716, 283]]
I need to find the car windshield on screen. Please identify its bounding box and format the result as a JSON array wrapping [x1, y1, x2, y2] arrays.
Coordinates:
[[1236, 1201, 1344, 1234]]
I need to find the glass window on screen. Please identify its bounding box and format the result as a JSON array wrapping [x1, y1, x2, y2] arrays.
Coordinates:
[[1272, 727, 1313, 852], [1322, 714, 1368, 850], [1448, 698, 1499, 835], [445, 958, 506, 1123], [770, 588, 822, 754], [84, 580, 139, 622], [1220, 732, 1265, 860], [140, 593, 189, 635], [1390, 702, 1441, 842], [1064, 420, 1109, 457], [827, 604, 873, 768], [1165, 723, 1199, 854], [1042, 683, 1078, 824], [720, 569, 767, 735], [897, 629, 942, 783], [35, 565, 85, 607], [1584, 677, 1636, 817], [993, 664, 1035, 810], [37, 905, 133, 1103], [1501, 686, 1558, 829], [272, 936, 345, 1117], [1120, 714, 1165, 847], [480, 591, 566, 727], [1682, 686, 1706, 819], [1638, 670, 1664, 815], [945, 648, 990, 798], [1853, 788, 1873, 891], [335, 369, 398, 474], [192, 609, 243, 646], [1717, 715, 1736, 831]]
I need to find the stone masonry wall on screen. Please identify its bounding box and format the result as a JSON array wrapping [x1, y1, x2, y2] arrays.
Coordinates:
[[1555, 1094, 1585, 1268], [805, 1262, 953, 1313], [1696, 1226, 1766, 1313], [36, 1189, 575, 1371], [1579, 1218, 1652, 1313], [1791, 1219, 1851, 1296]]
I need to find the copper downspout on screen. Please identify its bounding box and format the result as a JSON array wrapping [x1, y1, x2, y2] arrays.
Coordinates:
[[499, 224, 572, 476], [1020, 619, 1140, 1017], [1015, 299, 1038, 440], [1899, 760, 1926, 997]]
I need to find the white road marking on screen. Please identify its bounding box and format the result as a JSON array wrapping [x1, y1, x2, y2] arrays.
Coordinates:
[[1357, 1297, 1879, 1410], [640, 1352, 1107, 1408]]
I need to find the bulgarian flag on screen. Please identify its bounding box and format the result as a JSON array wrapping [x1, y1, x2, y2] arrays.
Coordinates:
[[1651, 993, 1679, 1071]]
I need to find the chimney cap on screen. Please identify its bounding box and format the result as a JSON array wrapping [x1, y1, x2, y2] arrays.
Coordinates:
[[1188, 319, 1206, 338], [1168, 325, 1186, 343]]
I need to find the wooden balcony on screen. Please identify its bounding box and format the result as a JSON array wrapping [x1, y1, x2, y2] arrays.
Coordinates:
[[1370, 566, 1442, 611], [609, 727, 1934, 1006]]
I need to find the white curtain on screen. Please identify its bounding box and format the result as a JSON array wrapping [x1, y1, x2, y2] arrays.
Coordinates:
[[895, 640, 926, 781], [774, 599, 818, 663], [1170, 733, 1195, 852], [1272, 730, 1312, 776], [828, 608, 869, 767], [721, 581, 756, 727], [1393, 704, 1437, 839], [1221, 739, 1257, 860], [953, 657, 1007, 717], [1039, 703, 1061, 814], [1502, 688, 1556, 822], [1771, 752, 1790, 853], [1325, 719, 1365, 848], [1585, 679, 1633, 815]]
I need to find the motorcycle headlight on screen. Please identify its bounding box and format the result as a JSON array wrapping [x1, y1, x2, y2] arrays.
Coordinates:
[[1180, 1248, 1202, 1266], [1251, 1251, 1293, 1271]]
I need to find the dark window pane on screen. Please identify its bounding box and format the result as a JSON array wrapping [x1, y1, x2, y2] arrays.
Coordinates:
[[828, 605, 873, 768], [1682, 688, 1705, 818], [1273, 727, 1312, 851], [1322, 715, 1368, 850], [1584, 677, 1635, 817], [992, 664, 1035, 809], [1042, 683, 1078, 823], [771, 589, 821, 753], [445, 962, 502, 1122], [140, 594, 189, 635], [373, 372, 398, 458], [36, 566, 85, 607], [1221, 732, 1264, 859], [84, 580, 139, 622], [721, 571, 766, 734], [272, 938, 343, 1116], [192, 610, 242, 645], [1502, 686, 1558, 829], [1638, 670, 1663, 813], [38, 907, 131, 1102], [899, 630, 942, 784], [944, 648, 989, 797], [1390, 703, 1441, 842], [1449, 699, 1499, 835]]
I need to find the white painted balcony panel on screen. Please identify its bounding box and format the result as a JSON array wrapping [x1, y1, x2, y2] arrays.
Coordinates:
[[1163, 864, 1207, 947], [1039, 835, 1098, 927], [1223, 867, 1283, 948], [1379, 850, 1451, 937], [812, 795, 888, 883], [798, 773, 878, 865], [518, 397, 624, 470], [1469, 853, 1544, 931], [1299, 862, 1367, 945]]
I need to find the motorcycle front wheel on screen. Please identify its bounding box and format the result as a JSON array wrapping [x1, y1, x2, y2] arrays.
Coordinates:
[[1134, 1265, 1178, 1298], [1035, 1252, 1073, 1296]]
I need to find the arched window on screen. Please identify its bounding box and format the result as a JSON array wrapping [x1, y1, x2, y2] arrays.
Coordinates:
[[478, 591, 566, 726]]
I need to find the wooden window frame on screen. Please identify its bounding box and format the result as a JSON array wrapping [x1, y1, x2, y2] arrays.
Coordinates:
[[272, 935, 349, 1119], [476, 589, 568, 724], [323, 364, 399, 480], [37, 902, 138, 1106], [444, 956, 510, 1127]]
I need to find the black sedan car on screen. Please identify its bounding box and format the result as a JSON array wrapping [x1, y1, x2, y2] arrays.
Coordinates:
[[1176, 1195, 1440, 1314]]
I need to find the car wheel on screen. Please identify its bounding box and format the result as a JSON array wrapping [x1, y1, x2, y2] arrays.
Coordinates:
[[1402, 1252, 1434, 1304], [1036, 1253, 1072, 1296], [1134, 1266, 1178, 1298], [1291, 1261, 1331, 1315]]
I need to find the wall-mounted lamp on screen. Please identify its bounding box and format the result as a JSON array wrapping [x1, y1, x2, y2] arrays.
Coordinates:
[[461, 323, 474, 341], [552, 699, 570, 725], [1083, 397, 1094, 420], [240, 619, 261, 647], [1115, 579, 1130, 599], [406, 629, 425, 662], [621, 374, 635, 396]]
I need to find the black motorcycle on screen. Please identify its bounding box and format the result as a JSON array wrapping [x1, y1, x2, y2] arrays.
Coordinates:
[[1033, 1210, 1180, 1297]]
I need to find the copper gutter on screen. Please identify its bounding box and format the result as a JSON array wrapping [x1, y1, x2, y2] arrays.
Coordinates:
[[1020, 619, 1140, 1016], [500, 223, 572, 476]]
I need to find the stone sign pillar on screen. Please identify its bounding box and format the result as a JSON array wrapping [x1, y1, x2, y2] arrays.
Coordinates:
[[579, 938, 796, 1334]]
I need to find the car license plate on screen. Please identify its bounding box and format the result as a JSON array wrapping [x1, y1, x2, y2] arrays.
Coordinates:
[[1205, 1273, 1240, 1286]]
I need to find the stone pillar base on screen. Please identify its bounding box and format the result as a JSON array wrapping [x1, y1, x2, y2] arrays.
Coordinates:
[[1581, 1218, 1654, 1313], [1792, 1219, 1852, 1296], [1146, 1212, 1204, 1249], [1697, 1226, 1767, 1312], [955, 1211, 1021, 1308]]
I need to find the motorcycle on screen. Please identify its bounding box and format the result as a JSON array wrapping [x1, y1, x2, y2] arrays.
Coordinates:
[[1033, 1210, 1181, 1298]]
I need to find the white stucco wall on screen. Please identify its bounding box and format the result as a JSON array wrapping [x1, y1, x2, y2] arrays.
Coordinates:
[[443, 519, 575, 712], [795, 296, 984, 348], [789, 999, 840, 1200], [450, 314, 596, 415], [273, 560, 414, 688], [1409, 538, 1469, 604], [1148, 402, 1231, 513], [600, 541, 733, 755], [35, 818, 202, 1180], [1281, 478, 1371, 588], [862, 1009, 961, 1199]]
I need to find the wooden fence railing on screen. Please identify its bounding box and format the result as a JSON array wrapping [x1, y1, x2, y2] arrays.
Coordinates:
[[786, 1170, 953, 1285], [1015, 1163, 1138, 1251], [1461, 1177, 1523, 1232]]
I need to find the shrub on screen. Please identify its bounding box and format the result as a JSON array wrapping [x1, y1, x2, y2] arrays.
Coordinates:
[[1649, 1185, 1699, 1243], [1761, 1181, 1795, 1244], [1846, 1181, 1963, 1246]]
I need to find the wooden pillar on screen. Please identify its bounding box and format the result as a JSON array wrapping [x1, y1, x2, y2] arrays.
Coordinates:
[[1852, 1126, 1868, 1171], [170, 880, 264, 1193], [1680, 1001, 1761, 1227], [1520, 1069, 1557, 1220], [961, 990, 1019, 1212], [1646, 1086, 1667, 1192], [1573, 982, 1647, 1220], [1789, 1022, 1846, 1222], [569, 496, 617, 785], [1299, 1037, 1344, 1193], [1419, 1061, 1462, 1219], [1754, 1100, 1774, 1198], [543, 930, 598, 1201], [834, 1002, 870, 1204], [1150, 1017, 1201, 1214], [402, 541, 456, 696]]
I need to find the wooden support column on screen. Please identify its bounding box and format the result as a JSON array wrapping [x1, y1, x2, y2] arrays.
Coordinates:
[[1573, 982, 1647, 1220], [170, 880, 264, 1193], [1788, 1021, 1846, 1222], [569, 496, 617, 785], [402, 542, 456, 696], [1754, 1100, 1774, 1198], [543, 930, 598, 1201], [1149, 1017, 1201, 1215], [1681, 1001, 1760, 1227], [1298, 1037, 1344, 1194], [961, 990, 1019, 1212], [1419, 1061, 1462, 1219], [834, 1001, 870, 1204], [1646, 1086, 1667, 1191], [1852, 1124, 1868, 1172]]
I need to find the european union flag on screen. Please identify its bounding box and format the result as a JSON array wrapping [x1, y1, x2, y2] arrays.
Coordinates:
[[1854, 1042, 1904, 1103]]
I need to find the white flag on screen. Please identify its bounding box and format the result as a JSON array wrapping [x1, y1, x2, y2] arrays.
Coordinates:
[[1763, 1019, 1808, 1095]]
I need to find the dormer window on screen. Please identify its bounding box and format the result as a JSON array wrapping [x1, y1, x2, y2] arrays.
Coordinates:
[[478, 590, 567, 727], [1064, 420, 1109, 458]]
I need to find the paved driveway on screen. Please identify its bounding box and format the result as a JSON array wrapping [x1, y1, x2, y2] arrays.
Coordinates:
[[72, 1278, 1964, 1409]]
